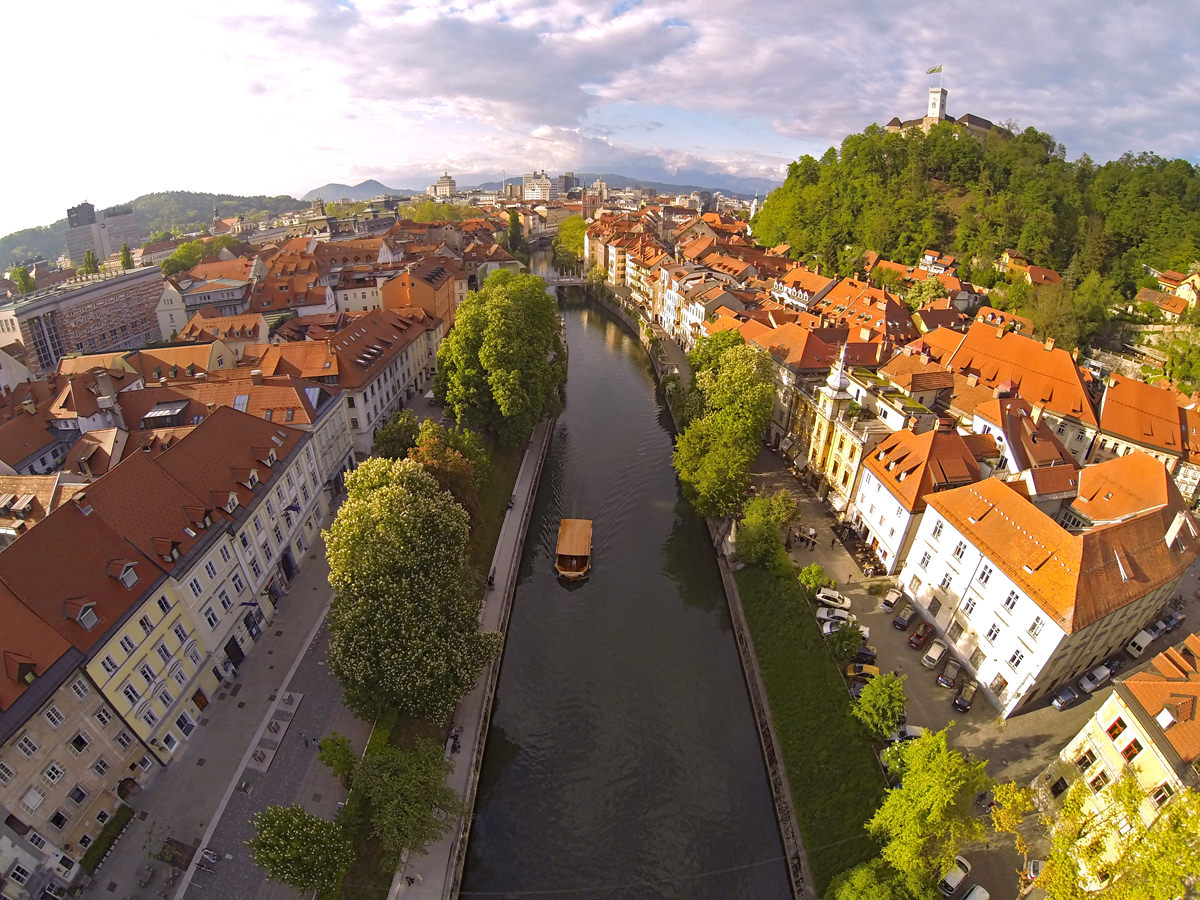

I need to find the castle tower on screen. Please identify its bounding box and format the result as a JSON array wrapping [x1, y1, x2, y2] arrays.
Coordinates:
[[928, 87, 948, 121]]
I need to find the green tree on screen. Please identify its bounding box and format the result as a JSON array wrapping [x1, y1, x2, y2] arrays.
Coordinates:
[[142, 230, 174, 248], [852, 672, 907, 738], [416, 419, 490, 487], [867, 728, 991, 893], [672, 408, 756, 518], [734, 490, 797, 567], [824, 858, 918, 900], [79, 249, 100, 275], [989, 781, 1034, 858], [503, 210, 525, 255], [903, 273, 945, 309], [687, 329, 745, 378], [552, 214, 586, 268], [9, 266, 35, 295], [119, 242, 133, 269], [324, 458, 501, 720], [353, 739, 463, 855], [160, 234, 242, 276], [435, 270, 566, 447], [318, 733, 358, 787], [797, 563, 828, 593], [408, 433, 479, 523], [372, 409, 421, 459], [246, 805, 353, 895], [826, 621, 865, 660]]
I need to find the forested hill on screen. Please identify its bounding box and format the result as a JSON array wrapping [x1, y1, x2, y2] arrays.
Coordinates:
[[0, 191, 302, 267], [751, 122, 1200, 294]]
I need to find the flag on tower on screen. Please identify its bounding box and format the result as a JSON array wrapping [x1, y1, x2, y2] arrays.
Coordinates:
[[927, 64, 943, 74]]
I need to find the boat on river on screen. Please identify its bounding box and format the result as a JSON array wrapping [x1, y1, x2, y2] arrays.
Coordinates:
[[555, 518, 592, 580]]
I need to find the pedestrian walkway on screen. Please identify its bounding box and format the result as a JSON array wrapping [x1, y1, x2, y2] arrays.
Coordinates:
[[392, 417, 554, 899]]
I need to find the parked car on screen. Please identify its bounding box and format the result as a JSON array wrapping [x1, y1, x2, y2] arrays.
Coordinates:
[[816, 607, 853, 624], [938, 659, 962, 689], [885, 723, 927, 745], [921, 640, 948, 668], [853, 645, 878, 665], [908, 622, 934, 649], [1051, 685, 1081, 711], [938, 855, 972, 896], [1146, 619, 1167, 640], [953, 680, 977, 712], [1162, 610, 1186, 632], [1079, 664, 1113, 694], [892, 603, 916, 629], [960, 886, 990, 900], [822, 619, 871, 641], [816, 586, 851, 610], [881, 588, 903, 612], [848, 679, 867, 700], [1023, 859, 1045, 883], [845, 662, 880, 681]]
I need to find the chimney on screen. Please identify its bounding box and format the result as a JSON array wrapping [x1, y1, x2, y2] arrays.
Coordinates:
[[995, 325, 1005, 339], [325, 339, 332, 357], [159, 377, 168, 386], [936, 417, 954, 433], [1030, 405, 1043, 424], [251, 369, 263, 385], [194, 371, 207, 382], [966, 373, 979, 387], [907, 416, 918, 432], [1044, 337, 1056, 351]]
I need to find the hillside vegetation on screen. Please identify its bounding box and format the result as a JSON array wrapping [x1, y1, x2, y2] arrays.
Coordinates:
[[752, 122, 1200, 293], [1, 191, 301, 266]]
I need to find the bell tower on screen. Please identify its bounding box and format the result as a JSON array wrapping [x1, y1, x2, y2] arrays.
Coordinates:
[[928, 87, 948, 121]]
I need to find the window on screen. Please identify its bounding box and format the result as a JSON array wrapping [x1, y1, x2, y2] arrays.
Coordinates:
[[96, 810, 110, 825], [1003, 591, 1019, 612], [961, 597, 976, 617], [985, 623, 1000, 643], [119, 566, 139, 589], [219, 546, 231, 564], [122, 684, 140, 704], [68, 732, 90, 754], [156, 643, 172, 665], [49, 810, 69, 830], [1008, 649, 1024, 670], [928, 596, 943, 617], [188, 578, 202, 598], [116, 731, 132, 750], [17, 734, 38, 757], [173, 623, 188, 643], [95, 706, 112, 726], [939, 572, 952, 591], [253, 516, 262, 534], [350, 417, 360, 429], [977, 564, 992, 585], [43, 705, 65, 728], [67, 784, 88, 805], [204, 607, 219, 628], [27, 832, 46, 849], [43, 762, 65, 785], [20, 787, 45, 813], [156, 688, 173, 707], [219, 589, 232, 612], [240, 533, 251, 551], [1089, 770, 1111, 792], [140, 708, 158, 727], [952, 541, 965, 560], [919, 551, 931, 569], [9, 864, 31, 885], [272, 525, 283, 545], [226, 494, 238, 513], [931, 521, 943, 541], [163, 733, 179, 751], [262, 542, 274, 562], [176, 713, 196, 736], [100, 655, 118, 675], [79, 834, 94, 848], [1152, 783, 1176, 807], [947, 621, 964, 642], [158, 595, 172, 614], [1076, 748, 1097, 770], [0, 761, 14, 783], [140, 664, 155, 686], [1107, 718, 1127, 740], [266, 500, 275, 519], [204, 561, 217, 580], [231, 572, 245, 594], [138, 615, 154, 636], [119, 635, 136, 654], [1121, 739, 1143, 762]]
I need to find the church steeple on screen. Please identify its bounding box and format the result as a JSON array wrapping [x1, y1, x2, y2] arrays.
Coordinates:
[[826, 342, 850, 392]]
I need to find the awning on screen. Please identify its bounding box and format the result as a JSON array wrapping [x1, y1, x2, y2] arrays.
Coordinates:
[[829, 493, 849, 513], [779, 437, 795, 455], [424, 390, 434, 400]]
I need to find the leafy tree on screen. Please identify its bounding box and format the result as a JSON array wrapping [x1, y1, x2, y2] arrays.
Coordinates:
[[797, 562, 828, 593], [353, 739, 463, 855], [9, 266, 35, 295], [435, 270, 566, 447], [318, 733, 358, 787], [397, 200, 482, 223], [160, 234, 242, 276], [824, 858, 919, 900], [324, 458, 501, 720], [734, 489, 797, 569], [687, 329, 744, 378], [989, 781, 1034, 857], [372, 409, 421, 459], [142, 230, 174, 248], [903, 273, 945, 309], [673, 407, 756, 518], [246, 805, 353, 894], [79, 249, 100, 275], [852, 672, 907, 738], [408, 433, 479, 523], [119, 242, 133, 269], [826, 621, 865, 660], [503, 210, 524, 255], [867, 728, 991, 893], [416, 419, 490, 487], [552, 214, 586, 268]]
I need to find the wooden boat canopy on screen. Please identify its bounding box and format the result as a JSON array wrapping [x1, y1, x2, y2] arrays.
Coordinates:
[[555, 518, 592, 579]]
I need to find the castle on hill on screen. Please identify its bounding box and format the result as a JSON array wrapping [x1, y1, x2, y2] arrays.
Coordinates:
[[886, 87, 1002, 140]]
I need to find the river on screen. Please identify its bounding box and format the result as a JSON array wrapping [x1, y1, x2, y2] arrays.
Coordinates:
[[460, 255, 789, 899]]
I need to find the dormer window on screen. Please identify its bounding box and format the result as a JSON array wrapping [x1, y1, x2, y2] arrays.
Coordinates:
[[267, 450, 277, 466], [248, 471, 259, 488], [106, 561, 139, 589], [226, 493, 239, 513], [72, 602, 99, 631]]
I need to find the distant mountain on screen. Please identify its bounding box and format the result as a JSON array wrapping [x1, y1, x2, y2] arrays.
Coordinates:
[[301, 180, 426, 202], [1, 191, 303, 268]]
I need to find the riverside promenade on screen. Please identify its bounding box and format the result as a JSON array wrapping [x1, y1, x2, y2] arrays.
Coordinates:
[[393, 416, 555, 898]]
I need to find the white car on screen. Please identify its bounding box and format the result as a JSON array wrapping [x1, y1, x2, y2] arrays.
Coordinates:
[[881, 588, 903, 612], [816, 587, 851, 610], [821, 619, 871, 642], [885, 723, 926, 745], [815, 607, 853, 624], [938, 855, 971, 896], [1079, 664, 1113, 694]]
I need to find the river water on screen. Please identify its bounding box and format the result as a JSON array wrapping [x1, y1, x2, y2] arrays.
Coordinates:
[[460, 257, 788, 899]]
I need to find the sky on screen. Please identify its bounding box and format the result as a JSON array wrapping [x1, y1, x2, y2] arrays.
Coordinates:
[[4, 0, 1200, 236]]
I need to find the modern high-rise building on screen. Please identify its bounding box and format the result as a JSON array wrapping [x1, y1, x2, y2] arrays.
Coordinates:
[[428, 173, 457, 198], [522, 170, 554, 202], [64, 202, 139, 264]]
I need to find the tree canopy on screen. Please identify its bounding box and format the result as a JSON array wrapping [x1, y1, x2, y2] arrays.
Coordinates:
[[435, 270, 566, 446], [852, 672, 907, 739], [9, 266, 35, 295], [119, 242, 133, 269], [79, 249, 99, 275], [323, 458, 501, 720], [372, 409, 421, 459], [352, 739, 463, 855], [734, 489, 796, 569], [553, 214, 586, 269], [247, 805, 353, 894], [160, 234, 243, 276], [753, 123, 1200, 295]]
